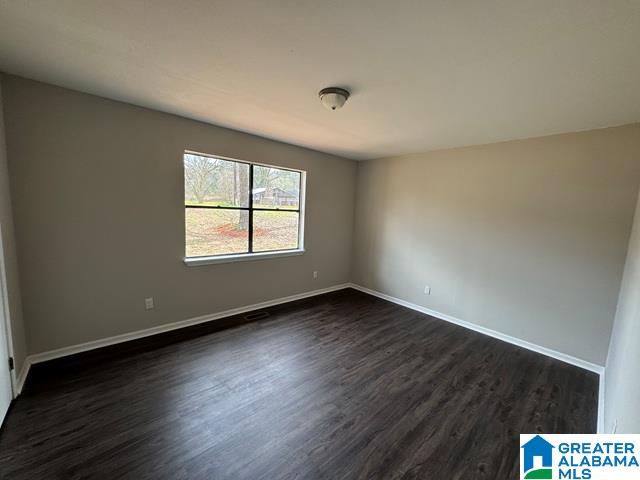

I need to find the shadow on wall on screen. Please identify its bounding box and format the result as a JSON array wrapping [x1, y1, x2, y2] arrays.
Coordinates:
[[604, 189, 640, 434]]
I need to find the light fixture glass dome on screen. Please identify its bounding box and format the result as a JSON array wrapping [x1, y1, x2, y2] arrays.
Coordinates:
[[319, 87, 350, 111]]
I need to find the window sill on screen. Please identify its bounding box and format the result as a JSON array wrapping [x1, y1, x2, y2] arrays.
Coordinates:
[[184, 249, 305, 267]]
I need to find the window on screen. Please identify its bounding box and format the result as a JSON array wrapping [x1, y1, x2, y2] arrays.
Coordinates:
[[184, 151, 304, 263]]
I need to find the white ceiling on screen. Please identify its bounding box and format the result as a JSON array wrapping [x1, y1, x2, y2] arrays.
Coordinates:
[[1, 1, 639, 160]]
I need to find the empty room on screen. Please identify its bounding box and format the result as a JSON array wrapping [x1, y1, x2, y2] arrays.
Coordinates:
[[0, 1, 639, 479]]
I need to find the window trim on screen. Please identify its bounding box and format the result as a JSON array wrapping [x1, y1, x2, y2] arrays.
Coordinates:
[[184, 248, 305, 267], [183, 150, 306, 265]]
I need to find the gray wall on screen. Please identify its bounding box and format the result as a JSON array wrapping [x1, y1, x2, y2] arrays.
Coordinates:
[[605, 189, 640, 433], [3, 72, 640, 378], [1, 75, 356, 354], [0, 75, 27, 375], [353, 125, 640, 365]]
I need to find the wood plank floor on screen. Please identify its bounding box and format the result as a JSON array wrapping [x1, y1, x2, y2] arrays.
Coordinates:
[[0, 288, 598, 479]]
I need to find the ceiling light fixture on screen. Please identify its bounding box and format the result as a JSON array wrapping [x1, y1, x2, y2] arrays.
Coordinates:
[[318, 87, 350, 111]]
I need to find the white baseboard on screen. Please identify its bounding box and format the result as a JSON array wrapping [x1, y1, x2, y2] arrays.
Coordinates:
[[348, 283, 603, 373], [14, 359, 31, 396], [598, 372, 605, 434], [347, 283, 606, 432], [26, 283, 351, 366], [19, 281, 607, 433]]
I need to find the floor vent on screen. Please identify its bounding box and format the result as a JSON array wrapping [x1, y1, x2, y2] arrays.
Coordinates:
[[244, 311, 270, 321]]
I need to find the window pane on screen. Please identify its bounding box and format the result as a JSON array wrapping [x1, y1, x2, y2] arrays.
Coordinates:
[[252, 165, 300, 210], [184, 154, 249, 207], [186, 208, 249, 257], [253, 211, 299, 252]]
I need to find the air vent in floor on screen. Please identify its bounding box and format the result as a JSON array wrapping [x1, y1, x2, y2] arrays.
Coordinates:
[[244, 311, 270, 321]]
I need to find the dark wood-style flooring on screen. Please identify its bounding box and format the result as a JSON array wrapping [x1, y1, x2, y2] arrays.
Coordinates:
[[0, 288, 598, 479]]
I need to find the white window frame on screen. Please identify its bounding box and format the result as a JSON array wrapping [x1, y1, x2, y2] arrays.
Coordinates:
[[183, 150, 306, 266]]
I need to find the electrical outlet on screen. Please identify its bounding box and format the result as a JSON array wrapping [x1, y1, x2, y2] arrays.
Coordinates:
[[313, 271, 318, 279], [145, 297, 154, 310], [424, 285, 431, 295]]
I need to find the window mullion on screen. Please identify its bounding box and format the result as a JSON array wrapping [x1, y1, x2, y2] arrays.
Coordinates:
[[248, 164, 254, 253]]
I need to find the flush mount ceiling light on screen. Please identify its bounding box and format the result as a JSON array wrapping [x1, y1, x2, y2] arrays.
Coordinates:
[[318, 87, 350, 111]]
